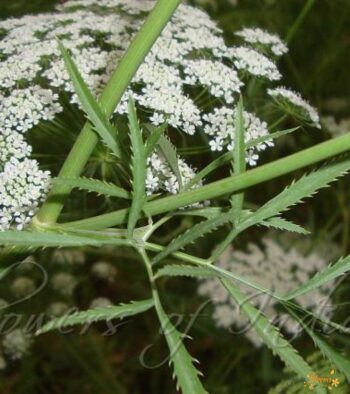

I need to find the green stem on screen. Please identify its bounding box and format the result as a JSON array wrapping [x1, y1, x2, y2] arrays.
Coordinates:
[[35, 0, 182, 226], [61, 132, 350, 230]]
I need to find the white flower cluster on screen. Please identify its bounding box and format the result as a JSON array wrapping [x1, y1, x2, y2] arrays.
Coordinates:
[[51, 272, 78, 296], [91, 261, 117, 281], [198, 232, 339, 346], [2, 329, 32, 360], [203, 107, 272, 164], [230, 46, 281, 80], [235, 27, 288, 56], [0, 159, 50, 231], [146, 152, 198, 195], [0, 0, 319, 209], [268, 87, 321, 128]]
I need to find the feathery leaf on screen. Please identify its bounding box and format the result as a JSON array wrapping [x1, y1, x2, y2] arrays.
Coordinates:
[[284, 255, 350, 300], [127, 97, 147, 237], [223, 280, 326, 394], [52, 177, 130, 199], [261, 216, 310, 234], [154, 296, 207, 393], [36, 299, 154, 335], [145, 123, 168, 157], [153, 213, 231, 264], [157, 134, 183, 190], [58, 40, 121, 157]]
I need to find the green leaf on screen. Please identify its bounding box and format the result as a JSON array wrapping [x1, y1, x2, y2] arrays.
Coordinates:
[[153, 296, 207, 393], [145, 123, 168, 157], [127, 97, 147, 237], [52, 177, 130, 199], [284, 255, 350, 300], [58, 40, 121, 158], [242, 159, 350, 230], [185, 127, 299, 190], [248, 126, 299, 149], [213, 158, 350, 260], [36, 299, 154, 335], [152, 213, 231, 264], [287, 307, 350, 382], [231, 96, 246, 222], [174, 207, 226, 219], [223, 280, 326, 394], [261, 216, 310, 234], [157, 134, 183, 190], [0, 230, 131, 248], [153, 258, 277, 298], [155, 265, 215, 280]]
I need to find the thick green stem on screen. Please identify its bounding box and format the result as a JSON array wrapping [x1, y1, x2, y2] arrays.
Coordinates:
[[61, 132, 350, 230], [35, 0, 182, 226]]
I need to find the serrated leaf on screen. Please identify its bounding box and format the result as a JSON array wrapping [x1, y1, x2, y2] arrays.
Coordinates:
[[248, 126, 299, 149], [185, 127, 299, 190], [145, 123, 168, 157], [36, 299, 154, 335], [241, 159, 350, 231], [127, 97, 147, 237], [152, 213, 231, 264], [154, 259, 276, 298], [223, 280, 326, 394], [157, 134, 183, 190], [211, 159, 350, 261], [154, 296, 207, 393], [284, 255, 350, 300], [231, 96, 246, 222], [52, 177, 130, 199], [0, 230, 130, 248], [287, 307, 350, 381], [261, 216, 310, 234], [58, 40, 121, 157], [155, 265, 215, 280]]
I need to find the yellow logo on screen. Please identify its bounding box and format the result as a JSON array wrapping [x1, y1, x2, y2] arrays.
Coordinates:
[[304, 369, 341, 391]]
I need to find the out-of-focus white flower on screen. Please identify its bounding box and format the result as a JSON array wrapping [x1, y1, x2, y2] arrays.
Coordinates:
[[2, 329, 32, 360], [268, 87, 321, 128], [322, 116, 350, 137], [198, 232, 339, 345], [11, 277, 36, 299], [91, 261, 117, 281], [47, 302, 70, 317], [90, 297, 113, 309], [51, 273, 77, 296], [235, 27, 288, 56], [51, 249, 86, 265]]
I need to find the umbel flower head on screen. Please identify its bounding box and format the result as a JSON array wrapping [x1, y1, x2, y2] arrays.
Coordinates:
[[198, 232, 339, 346], [0, 0, 320, 230]]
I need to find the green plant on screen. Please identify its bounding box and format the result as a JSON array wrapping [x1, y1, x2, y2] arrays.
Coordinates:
[[1, 0, 350, 392]]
